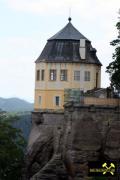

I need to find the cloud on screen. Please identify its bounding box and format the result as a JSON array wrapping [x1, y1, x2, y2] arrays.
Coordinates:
[[5, 0, 67, 14], [0, 36, 37, 101], [0, 55, 35, 102], [5, 0, 120, 17], [1, 0, 120, 100], [0, 36, 42, 60]]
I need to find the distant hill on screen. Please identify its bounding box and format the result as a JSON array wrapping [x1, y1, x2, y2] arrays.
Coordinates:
[[0, 97, 33, 112]]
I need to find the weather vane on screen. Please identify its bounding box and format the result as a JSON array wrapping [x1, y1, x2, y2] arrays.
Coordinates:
[[68, 8, 72, 22], [69, 8, 71, 17]]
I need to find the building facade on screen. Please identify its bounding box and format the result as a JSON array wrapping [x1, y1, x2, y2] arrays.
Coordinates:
[[34, 18, 102, 110]]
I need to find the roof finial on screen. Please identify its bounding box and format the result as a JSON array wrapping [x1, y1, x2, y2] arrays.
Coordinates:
[[68, 17, 72, 22], [68, 8, 72, 22]]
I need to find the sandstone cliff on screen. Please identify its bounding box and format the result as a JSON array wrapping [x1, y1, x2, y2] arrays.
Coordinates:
[[24, 103, 120, 180]]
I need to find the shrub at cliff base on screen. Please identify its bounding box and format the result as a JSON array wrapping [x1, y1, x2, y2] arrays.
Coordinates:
[[0, 113, 26, 180]]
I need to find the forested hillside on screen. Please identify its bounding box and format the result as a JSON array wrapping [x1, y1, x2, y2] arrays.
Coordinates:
[[0, 97, 33, 112]]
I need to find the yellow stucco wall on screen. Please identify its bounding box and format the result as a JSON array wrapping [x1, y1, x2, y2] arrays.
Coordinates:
[[34, 62, 101, 110], [34, 89, 64, 110]]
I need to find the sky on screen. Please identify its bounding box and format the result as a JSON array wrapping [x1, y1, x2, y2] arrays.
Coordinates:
[[0, 0, 120, 103]]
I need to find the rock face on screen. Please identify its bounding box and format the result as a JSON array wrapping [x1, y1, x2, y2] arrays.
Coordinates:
[[25, 104, 120, 180]]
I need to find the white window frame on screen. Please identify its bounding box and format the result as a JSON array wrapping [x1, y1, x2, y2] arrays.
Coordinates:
[[50, 69, 56, 81], [60, 69, 67, 81], [74, 71, 80, 81], [84, 71, 90, 81]]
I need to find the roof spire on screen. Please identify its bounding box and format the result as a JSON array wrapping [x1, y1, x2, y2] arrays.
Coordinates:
[[68, 8, 72, 22]]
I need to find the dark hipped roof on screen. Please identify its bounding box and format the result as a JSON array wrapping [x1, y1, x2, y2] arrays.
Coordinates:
[[35, 18, 102, 66], [48, 21, 88, 41]]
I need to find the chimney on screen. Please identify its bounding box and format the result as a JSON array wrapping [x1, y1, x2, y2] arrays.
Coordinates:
[[79, 39, 86, 59]]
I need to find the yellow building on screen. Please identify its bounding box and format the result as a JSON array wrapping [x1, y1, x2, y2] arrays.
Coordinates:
[[34, 18, 102, 110]]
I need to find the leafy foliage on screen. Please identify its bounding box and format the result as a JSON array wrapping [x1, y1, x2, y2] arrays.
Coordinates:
[[0, 113, 26, 180], [106, 22, 120, 91]]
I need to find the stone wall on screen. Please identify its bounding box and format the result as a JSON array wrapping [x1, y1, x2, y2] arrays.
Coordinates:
[[24, 104, 120, 180], [84, 97, 120, 106]]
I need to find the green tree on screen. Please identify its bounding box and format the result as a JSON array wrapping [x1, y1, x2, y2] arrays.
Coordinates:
[[106, 21, 120, 92], [0, 113, 26, 180]]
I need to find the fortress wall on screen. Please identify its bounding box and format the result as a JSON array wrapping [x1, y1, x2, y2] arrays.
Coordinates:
[[25, 104, 120, 179]]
